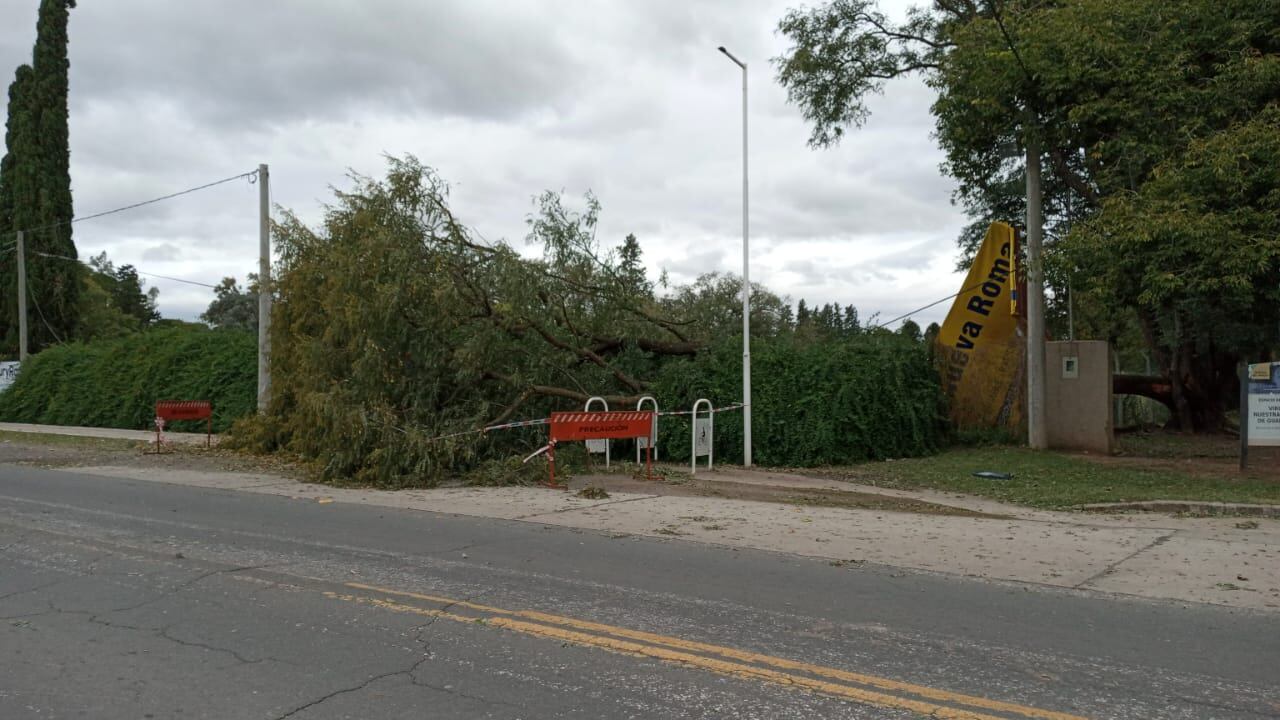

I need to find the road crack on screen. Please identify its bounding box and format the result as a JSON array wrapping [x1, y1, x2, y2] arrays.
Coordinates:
[[409, 672, 524, 710], [0, 578, 66, 602], [92, 562, 277, 618], [157, 625, 264, 666], [270, 664, 420, 720], [270, 588, 496, 719]]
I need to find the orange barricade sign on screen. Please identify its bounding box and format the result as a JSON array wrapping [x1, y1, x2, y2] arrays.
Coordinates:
[[544, 411, 656, 489], [156, 400, 212, 422], [154, 400, 213, 451], [550, 411, 654, 442]]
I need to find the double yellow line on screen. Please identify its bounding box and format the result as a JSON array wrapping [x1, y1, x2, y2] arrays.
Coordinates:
[[329, 581, 1084, 720]]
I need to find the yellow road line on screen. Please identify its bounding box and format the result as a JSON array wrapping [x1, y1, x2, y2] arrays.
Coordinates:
[[326, 592, 996, 719], [340, 582, 1086, 720]]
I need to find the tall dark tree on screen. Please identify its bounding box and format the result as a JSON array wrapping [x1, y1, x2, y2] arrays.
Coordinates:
[[617, 233, 650, 296], [842, 304, 860, 334], [85, 253, 159, 327], [897, 319, 922, 343], [0, 68, 31, 250], [795, 299, 810, 327], [201, 276, 259, 332], [0, 0, 79, 356]]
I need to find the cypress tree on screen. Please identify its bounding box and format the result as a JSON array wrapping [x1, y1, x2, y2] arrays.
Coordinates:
[[0, 67, 32, 243], [0, 0, 79, 356]]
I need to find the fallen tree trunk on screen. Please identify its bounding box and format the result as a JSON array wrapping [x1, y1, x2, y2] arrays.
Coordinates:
[[1112, 373, 1175, 415]]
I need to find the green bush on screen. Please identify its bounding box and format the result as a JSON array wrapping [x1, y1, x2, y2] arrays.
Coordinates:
[[0, 326, 256, 433], [650, 333, 946, 467]]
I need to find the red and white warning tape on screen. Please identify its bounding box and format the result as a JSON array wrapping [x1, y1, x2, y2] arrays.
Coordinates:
[[483, 417, 551, 432], [657, 402, 746, 417], [384, 403, 743, 445]]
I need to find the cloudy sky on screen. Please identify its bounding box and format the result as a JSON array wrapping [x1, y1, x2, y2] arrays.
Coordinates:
[[0, 0, 968, 327]]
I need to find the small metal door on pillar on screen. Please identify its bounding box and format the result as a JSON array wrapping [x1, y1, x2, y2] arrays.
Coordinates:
[[583, 396, 610, 466], [691, 399, 713, 473]]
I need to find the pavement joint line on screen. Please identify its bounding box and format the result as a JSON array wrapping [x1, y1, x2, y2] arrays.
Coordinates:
[[514, 493, 663, 519], [341, 581, 1085, 720], [60, 461, 1246, 537], [235, 481, 298, 489], [1072, 530, 1178, 590]]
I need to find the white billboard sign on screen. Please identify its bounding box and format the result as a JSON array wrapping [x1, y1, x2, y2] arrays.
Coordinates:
[[1246, 362, 1280, 447], [0, 361, 19, 393]]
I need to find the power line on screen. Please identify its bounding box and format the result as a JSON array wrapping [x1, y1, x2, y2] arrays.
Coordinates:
[[128, 270, 219, 290], [32, 250, 219, 289], [11, 168, 260, 238], [27, 282, 64, 345], [871, 279, 987, 330]]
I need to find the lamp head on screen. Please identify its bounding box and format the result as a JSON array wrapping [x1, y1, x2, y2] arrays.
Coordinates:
[[718, 46, 745, 67]]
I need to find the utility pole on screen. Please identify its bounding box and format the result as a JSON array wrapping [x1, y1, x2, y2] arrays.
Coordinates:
[[1025, 120, 1048, 449], [16, 231, 27, 362], [257, 164, 272, 412]]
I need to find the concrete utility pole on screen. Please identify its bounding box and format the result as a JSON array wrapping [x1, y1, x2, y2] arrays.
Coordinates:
[[257, 164, 272, 412], [1025, 122, 1048, 449], [16, 231, 27, 362], [719, 45, 753, 467]]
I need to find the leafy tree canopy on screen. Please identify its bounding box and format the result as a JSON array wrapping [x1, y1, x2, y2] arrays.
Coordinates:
[[242, 156, 946, 485], [774, 0, 1280, 429], [86, 252, 159, 326], [201, 275, 258, 331]]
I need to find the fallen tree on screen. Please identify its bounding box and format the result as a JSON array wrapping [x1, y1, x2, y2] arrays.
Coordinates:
[[1112, 374, 1174, 417], [236, 158, 782, 485], [234, 157, 946, 486]]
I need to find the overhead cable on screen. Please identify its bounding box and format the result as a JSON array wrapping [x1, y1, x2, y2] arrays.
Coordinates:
[[11, 168, 260, 237], [32, 250, 219, 289]]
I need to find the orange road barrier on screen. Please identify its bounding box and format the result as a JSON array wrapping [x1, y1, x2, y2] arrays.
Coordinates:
[[546, 411, 656, 489], [154, 400, 212, 452]]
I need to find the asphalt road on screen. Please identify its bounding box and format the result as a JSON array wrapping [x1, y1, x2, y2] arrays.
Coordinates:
[[1, 465, 1277, 719]]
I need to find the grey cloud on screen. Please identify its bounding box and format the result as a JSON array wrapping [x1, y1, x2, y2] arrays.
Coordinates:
[[781, 258, 816, 276], [2, 0, 966, 324], [777, 255, 891, 292], [141, 243, 181, 262], [64, 1, 584, 127]]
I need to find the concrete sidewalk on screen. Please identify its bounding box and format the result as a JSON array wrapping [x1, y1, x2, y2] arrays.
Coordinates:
[[659, 464, 1069, 520], [61, 462, 1280, 613], [0, 422, 216, 446]]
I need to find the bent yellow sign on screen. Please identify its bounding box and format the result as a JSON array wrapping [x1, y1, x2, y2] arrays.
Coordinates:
[[935, 222, 1024, 431]]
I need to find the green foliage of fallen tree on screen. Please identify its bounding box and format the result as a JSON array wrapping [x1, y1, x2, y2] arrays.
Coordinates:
[[231, 157, 949, 487], [0, 326, 256, 432], [231, 157, 700, 487], [652, 332, 946, 467]]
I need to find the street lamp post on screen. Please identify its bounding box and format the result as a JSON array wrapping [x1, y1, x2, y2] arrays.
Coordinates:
[[718, 45, 752, 467]]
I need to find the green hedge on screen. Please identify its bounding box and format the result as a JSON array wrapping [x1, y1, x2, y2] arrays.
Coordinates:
[[0, 326, 256, 433], [650, 333, 946, 467]]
